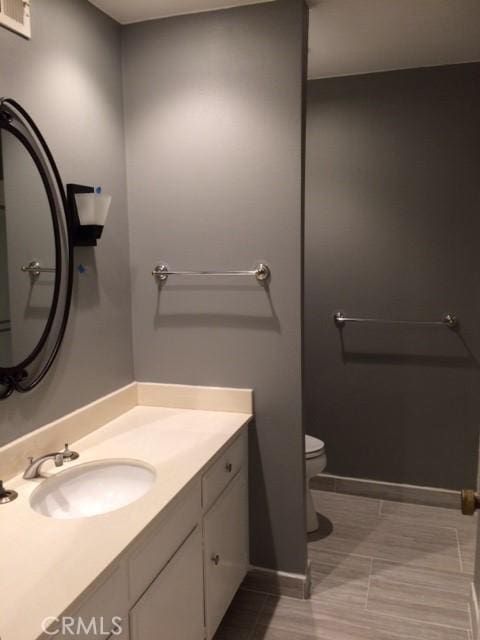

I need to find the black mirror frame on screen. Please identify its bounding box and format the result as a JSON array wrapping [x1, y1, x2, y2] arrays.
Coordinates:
[[0, 98, 73, 400]]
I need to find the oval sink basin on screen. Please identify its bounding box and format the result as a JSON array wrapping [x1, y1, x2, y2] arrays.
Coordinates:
[[30, 459, 156, 519]]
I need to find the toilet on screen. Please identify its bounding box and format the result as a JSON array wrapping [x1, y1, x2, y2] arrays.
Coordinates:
[[305, 435, 327, 533]]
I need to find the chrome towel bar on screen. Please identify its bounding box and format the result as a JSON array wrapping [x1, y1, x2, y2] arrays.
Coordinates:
[[21, 261, 56, 276], [334, 311, 458, 329], [152, 262, 271, 283]]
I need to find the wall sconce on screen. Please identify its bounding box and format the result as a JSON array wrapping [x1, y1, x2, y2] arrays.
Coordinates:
[[67, 184, 112, 247]]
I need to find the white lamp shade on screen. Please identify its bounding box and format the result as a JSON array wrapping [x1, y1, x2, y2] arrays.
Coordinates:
[[94, 194, 112, 226], [75, 194, 95, 225], [75, 193, 112, 227]]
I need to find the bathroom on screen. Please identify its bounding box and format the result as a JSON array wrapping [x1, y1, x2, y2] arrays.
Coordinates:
[[0, 0, 479, 638]]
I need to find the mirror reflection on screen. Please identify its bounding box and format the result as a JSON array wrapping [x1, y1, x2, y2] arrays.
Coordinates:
[[0, 129, 56, 368]]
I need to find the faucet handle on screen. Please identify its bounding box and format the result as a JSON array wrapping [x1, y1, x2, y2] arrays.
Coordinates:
[[0, 480, 18, 504], [62, 443, 79, 462]]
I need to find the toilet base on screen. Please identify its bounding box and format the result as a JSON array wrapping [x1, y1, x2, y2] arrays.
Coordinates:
[[305, 452, 327, 534], [306, 482, 319, 533]]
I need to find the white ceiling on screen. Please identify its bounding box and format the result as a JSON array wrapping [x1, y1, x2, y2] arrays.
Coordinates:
[[89, 0, 480, 79], [87, 0, 274, 24]]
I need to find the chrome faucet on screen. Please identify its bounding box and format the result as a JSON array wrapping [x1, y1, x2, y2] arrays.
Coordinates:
[[23, 444, 79, 479]]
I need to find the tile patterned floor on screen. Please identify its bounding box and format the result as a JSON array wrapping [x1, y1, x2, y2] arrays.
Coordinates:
[[214, 489, 477, 640]]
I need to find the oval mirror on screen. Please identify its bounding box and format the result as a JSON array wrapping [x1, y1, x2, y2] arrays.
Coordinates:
[[0, 99, 71, 400], [0, 128, 58, 367]]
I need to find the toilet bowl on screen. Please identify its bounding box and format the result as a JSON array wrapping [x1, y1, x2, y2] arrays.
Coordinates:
[[305, 435, 327, 533]]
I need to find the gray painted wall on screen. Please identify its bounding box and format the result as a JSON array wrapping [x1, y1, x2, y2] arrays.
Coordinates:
[[0, 0, 134, 445], [305, 63, 480, 490], [122, 0, 308, 574]]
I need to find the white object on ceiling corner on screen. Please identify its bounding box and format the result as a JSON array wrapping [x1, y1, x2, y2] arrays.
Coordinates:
[[0, 0, 31, 39]]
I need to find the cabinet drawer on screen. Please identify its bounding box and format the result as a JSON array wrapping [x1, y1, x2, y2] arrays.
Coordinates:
[[129, 527, 204, 640], [202, 430, 246, 510], [204, 469, 249, 639], [128, 480, 201, 604]]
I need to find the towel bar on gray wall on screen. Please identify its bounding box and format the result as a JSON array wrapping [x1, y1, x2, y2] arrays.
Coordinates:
[[152, 262, 271, 284], [334, 311, 458, 329]]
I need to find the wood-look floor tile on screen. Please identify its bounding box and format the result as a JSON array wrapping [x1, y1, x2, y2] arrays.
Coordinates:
[[252, 625, 317, 639], [312, 490, 381, 523], [457, 527, 476, 575], [226, 493, 476, 640], [367, 574, 470, 629], [380, 499, 474, 533], [310, 515, 461, 572], [370, 558, 472, 596], [252, 625, 319, 639], [309, 548, 371, 608], [242, 568, 307, 598], [379, 501, 476, 577], [461, 559, 474, 576], [367, 610, 470, 640], [213, 589, 267, 640], [255, 596, 375, 640], [254, 596, 470, 640], [310, 490, 462, 572]]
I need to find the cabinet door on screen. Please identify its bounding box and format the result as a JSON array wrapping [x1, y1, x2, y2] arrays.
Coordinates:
[[203, 470, 249, 639], [53, 564, 129, 639], [129, 527, 204, 640]]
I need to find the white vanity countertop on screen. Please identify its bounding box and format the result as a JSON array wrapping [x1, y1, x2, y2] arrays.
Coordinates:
[[0, 402, 251, 640]]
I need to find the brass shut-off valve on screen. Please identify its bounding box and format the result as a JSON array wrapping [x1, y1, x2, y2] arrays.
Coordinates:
[[461, 489, 480, 516]]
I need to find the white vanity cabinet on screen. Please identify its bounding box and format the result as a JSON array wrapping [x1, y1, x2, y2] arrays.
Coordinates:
[[129, 527, 204, 640], [203, 470, 249, 639], [56, 564, 129, 640], [53, 427, 249, 640]]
